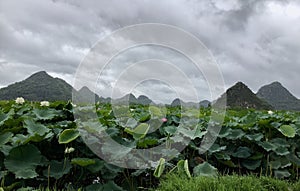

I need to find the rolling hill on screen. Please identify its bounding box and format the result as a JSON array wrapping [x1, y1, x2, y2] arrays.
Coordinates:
[[0, 71, 73, 101]]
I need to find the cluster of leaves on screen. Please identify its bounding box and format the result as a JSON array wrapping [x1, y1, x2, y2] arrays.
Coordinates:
[[0, 101, 125, 191], [181, 109, 300, 180], [149, 109, 300, 181], [0, 101, 300, 190]]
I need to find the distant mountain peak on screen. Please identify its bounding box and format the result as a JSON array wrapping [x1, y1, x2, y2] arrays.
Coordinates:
[[0, 71, 74, 101], [257, 81, 300, 111], [270, 81, 282, 86], [232, 81, 250, 90], [235, 81, 246, 86], [79, 86, 92, 92], [214, 82, 272, 110], [137, 95, 153, 105], [73, 86, 100, 103], [27, 71, 52, 80], [32, 70, 48, 75]]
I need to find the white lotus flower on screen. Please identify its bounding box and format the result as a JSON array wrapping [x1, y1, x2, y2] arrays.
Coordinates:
[[40, 101, 50, 107], [15, 97, 25, 104], [268, 110, 274, 115], [65, 147, 75, 154]]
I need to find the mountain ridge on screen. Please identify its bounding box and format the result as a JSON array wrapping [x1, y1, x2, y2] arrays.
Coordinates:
[[0, 71, 74, 101], [214, 82, 273, 110], [257, 81, 300, 111], [0, 71, 299, 111]]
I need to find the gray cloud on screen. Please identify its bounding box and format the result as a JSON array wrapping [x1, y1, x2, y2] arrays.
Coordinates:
[[0, 0, 299, 102]]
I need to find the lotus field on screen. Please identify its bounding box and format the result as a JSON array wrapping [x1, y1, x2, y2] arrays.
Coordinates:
[[0, 100, 300, 190]]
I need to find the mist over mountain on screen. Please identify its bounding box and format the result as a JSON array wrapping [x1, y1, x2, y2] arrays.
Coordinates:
[[73, 86, 100, 103], [170, 98, 210, 108]]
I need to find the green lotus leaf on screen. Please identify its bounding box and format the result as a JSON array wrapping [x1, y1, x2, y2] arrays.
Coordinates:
[[244, 133, 264, 141], [137, 138, 159, 148], [258, 119, 270, 126], [271, 138, 289, 148], [125, 118, 138, 129], [269, 156, 292, 170], [274, 147, 290, 156], [80, 121, 106, 134], [24, 119, 50, 136], [58, 129, 80, 144], [101, 141, 133, 161], [193, 162, 218, 177], [241, 159, 261, 170], [177, 160, 191, 178], [0, 109, 14, 126], [183, 160, 191, 178], [218, 127, 231, 138], [153, 158, 165, 178], [23, 134, 46, 144], [178, 127, 206, 139], [33, 108, 62, 120], [258, 141, 278, 152], [274, 170, 291, 179], [232, 146, 252, 159], [138, 113, 151, 122], [149, 106, 165, 117], [11, 134, 28, 145], [85, 183, 103, 191], [164, 126, 177, 135], [86, 159, 105, 173], [269, 160, 281, 170], [184, 109, 200, 118], [125, 123, 149, 140], [278, 125, 296, 138], [219, 127, 245, 140], [101, 181, 125, 191], [214, 152, 231, 160], [171, 115, 180, 123], [1, 145, 13, 156], [71, 158, 95, 167], [227, 129, 245, 140], [0, 132, 13, 146], [287, 153, 300, 166], [220, 160, 237, 168], [248, 153, 264, 160], [208, 144, 226, 154], [4, 144, 42, 179], [106, 127, 119, 137], [271, 122, 281, 128], [43, 160, 71, 179]]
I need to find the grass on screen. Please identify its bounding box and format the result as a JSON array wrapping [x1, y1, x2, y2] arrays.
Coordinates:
[[8, 174, 300, 191], [9, 187, 82, 191], [154, 174, 300, 191]]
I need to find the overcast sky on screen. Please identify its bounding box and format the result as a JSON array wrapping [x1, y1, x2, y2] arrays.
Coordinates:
[[0, 0, 299, 103]]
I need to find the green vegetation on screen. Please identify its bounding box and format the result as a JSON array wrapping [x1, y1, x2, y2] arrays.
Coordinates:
[[0, 100, 300, 190], [155, 173, 300, 191], [215, 82, 273, 110], [0, 71, 73, 101]]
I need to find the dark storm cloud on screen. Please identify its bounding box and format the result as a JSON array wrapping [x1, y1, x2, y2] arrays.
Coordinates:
[[0, 0, 299, 102]]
